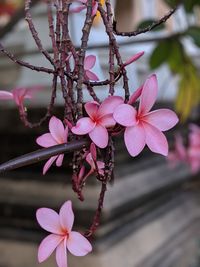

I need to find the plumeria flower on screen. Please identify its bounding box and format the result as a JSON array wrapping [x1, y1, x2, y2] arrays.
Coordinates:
[[36, 201, 92, 267], [70, 0, 98, 16], [0, 87, 40, 108], [113, 74, 179, 157], [168, 133, 187, 167], [71, 96, 124, 148], [84, 55, 99, 81], [36, 116, 68, 175]]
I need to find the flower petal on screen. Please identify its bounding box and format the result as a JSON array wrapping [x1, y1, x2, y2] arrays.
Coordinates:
[[98, 96, 124, 117], [56, 154, 64, 167], [128, 86, 143, 105], [85, 101, 99, 119], [124, 125, 146, 157], [144, 122, 168, 156], [43, 156, 58, 175], [100, 114, 116, 128], [71, 117, 95, 135], [38, 234, 62, 263], [36, 207, 62, 234], [92, 2, 98, 16], [143, 109, 179, 131], [123, 51, 144, 67], [89, 125, 108, 148], [139, 74, 158, 115], [49, 116, 65, 144], [59, 201, 74, 231], [85, 70, 99, 81], [69, 5, 86, 13], [84, 55, 96, 70], [36, 133, 58, 148], [56, 239, 68, 267], [67, 231, 92, 256], [113, 104, 137, 127], [0, 91, 13, 100]]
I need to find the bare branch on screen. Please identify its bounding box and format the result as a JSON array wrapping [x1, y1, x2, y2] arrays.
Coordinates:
[[113, 6, 178, 37]]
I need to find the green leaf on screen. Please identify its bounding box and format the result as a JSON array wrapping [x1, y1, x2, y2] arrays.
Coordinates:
[[183, 0, 200, 13], [163, 0, 179, 8], [186, 26, 200, 47], [149, 41, 171, 69], [136, 19, 165, 32], [167, 40, 184, 74]]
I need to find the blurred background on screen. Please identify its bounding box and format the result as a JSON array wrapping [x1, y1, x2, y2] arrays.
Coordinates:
[[0, 0, 200, 266]]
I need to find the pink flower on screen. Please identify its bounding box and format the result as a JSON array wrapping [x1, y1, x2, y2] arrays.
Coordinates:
[[70, 0, 98, 16], [168, 133, 187, 167], [113, 74, 179, 156], [36, 201, 92, 267], [36, 116, 68, 175], [0, 87, 40, 107], [84, 55, 99, 81], [71, 96, 124, 148]]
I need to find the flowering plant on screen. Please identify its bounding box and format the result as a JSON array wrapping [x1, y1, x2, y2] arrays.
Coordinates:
[[0, 1, 181, 266]]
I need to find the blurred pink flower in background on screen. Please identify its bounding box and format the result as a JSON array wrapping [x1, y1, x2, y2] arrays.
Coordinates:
[[168, 133, 187, 167], [114, 74, 179, 157], [0, 86, 41, 108], [71, 96, 123, 148], [188, 124, 200, 173], [36, 201, 92, 267], [70, 0, 98, 16], [36, 116, 68, 175]]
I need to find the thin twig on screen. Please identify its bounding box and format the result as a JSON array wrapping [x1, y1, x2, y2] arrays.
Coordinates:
[[113, 6, 178, 37]]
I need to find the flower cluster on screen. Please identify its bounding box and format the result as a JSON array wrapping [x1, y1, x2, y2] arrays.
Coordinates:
[[168, 124, 200, 174]]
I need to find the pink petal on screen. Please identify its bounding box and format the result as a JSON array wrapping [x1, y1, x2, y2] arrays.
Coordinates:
[[89, 124, 108, 148], [49, 116, 65, 144], [128, 86, 143, 105], [85, 70, 99, 81], [71, 117, 95, 135], [90, 142, 97, 160], [98, 96, 124, 117], [59, 201, 74, 231], [123, 51, 144, 67], [124, 124, 146, 157], [86, 153, 95, 169], [67, 231, 92, 256], [175, 134, 187, 160], [143, 109, 179, 131], [92, 2, 98, 16], [113, 104, 137, 127], [63, 127, 69, 143], [38, 234, 62, 263], [139, 74, 158, 115], [84, 55, 96, 70], [43, 156, 58, 175], [69, 5, 86, 13], [85, 101, 99, 119], [36, 207, 62, 234], [36, 133, 58, 148], [56, 239, 68, 267], [0, 91, 13, 100], [97, 161, 105, 170], [100, 114, 117, 128], [56, 154, 64, 167], [144, 122, 168, 156]]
